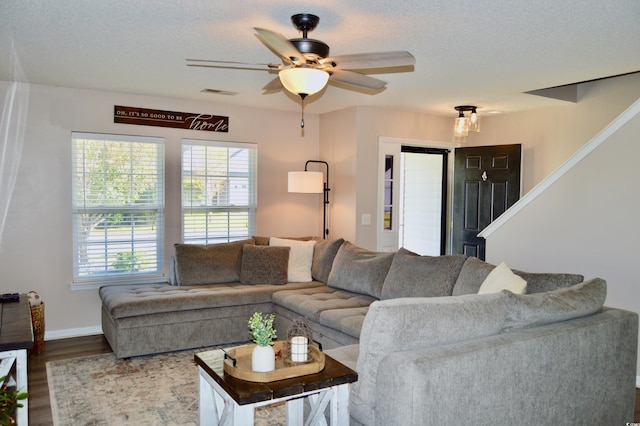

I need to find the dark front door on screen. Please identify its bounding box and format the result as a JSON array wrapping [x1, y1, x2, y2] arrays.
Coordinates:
[[452, 144, 521, 260]]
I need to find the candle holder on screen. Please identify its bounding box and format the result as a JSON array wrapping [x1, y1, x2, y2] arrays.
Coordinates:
[[286, 317, 314, 364]]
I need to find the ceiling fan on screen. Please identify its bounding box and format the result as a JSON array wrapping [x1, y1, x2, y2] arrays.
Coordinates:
[[187, 13, 415, 125]]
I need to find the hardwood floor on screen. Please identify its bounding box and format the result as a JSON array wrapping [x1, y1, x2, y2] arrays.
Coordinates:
[[26, 335, 640, 424], [27, 334, 112, 426]]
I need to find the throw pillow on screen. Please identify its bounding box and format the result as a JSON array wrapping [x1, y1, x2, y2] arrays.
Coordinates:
[[511, 270, 584, 294], [269, 237, 317, 282], [327, 241, 395, 299], [240, 245, 290, 285], [173, 239, 255, 285], [502, 278, 606, 331], [311, 238, 345, 283], [380, 249, 467, 299], [452, 256, 495, 295], [478, 262, 527, 294]]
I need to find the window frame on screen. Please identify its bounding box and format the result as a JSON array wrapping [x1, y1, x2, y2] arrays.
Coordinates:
[[71, 132, 165, 287], [181, 139, 258, 245]]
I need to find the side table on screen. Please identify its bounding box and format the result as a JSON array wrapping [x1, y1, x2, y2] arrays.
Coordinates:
[[195, 348, 357, 426], [0, 295, 33, 426]]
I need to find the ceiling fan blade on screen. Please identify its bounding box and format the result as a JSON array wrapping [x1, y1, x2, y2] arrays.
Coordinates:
[[329, 69, 387, 90], [186, 59, 280, 71], [323, 51, 415, 71], [254, 28, 304, 65], [187, 64, 271, 72], [262, 76, 283, 91]]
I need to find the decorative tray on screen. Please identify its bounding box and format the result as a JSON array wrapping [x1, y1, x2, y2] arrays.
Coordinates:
[[223, 340, 325, 382]]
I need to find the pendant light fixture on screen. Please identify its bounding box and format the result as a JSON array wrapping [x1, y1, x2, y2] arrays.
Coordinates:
[[453, 105, 480, 142], [279, 67, 330, 128]]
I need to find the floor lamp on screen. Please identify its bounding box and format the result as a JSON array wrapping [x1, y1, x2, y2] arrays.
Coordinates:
[[288, 160, 330, 239]]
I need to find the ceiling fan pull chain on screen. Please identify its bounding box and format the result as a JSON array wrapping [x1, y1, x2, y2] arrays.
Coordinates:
[[300, 94, 307, 128]]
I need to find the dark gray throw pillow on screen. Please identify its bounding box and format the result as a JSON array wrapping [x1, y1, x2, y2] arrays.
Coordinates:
[[311, 238, 344, 283], [502, 278, 606, 331], [174, 239, 255, 285], [240, 245, 290, 285], [327, 241, 395, 298], [380, 248, 467, 300]]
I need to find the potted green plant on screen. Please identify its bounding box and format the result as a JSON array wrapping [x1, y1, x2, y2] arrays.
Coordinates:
[[0, 376, 27, 426], [248, 312, 277, 372]]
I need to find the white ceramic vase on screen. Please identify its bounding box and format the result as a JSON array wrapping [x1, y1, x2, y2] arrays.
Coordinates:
[[252, 344, 275, 372]]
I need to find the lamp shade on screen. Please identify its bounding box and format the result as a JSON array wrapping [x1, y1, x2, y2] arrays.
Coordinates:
[[288, 171, 323, 193], [279, 68, 329, 96]]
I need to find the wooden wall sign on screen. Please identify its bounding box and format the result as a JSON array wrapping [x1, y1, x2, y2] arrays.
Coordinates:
[[114, 105, 229, 132]]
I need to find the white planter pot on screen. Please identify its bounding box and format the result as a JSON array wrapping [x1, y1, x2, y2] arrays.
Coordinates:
[[252, 344, 275, 372]]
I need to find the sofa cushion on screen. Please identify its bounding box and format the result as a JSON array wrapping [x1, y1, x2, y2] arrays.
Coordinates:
[[272, 285, 375, 324], [239, 245, 290, 285], [311, 238, 344, 283], [173, 239, 254, 285], [453, 256, 584, 295], [380, 249, 466, 299], [319, 307, 369, 339], [478, 261, 527, 295], [327, 241, 395, 298], [502, 278, 606, 332], [270, 237, 317, 282], [352, 293, 509, 426], [99, 281, 324, 319]]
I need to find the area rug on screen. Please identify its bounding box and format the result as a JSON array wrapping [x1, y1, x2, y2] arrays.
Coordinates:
[[47, 349, 284, 425]]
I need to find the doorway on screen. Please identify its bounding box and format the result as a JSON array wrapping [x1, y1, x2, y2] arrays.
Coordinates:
[[399, 146, 449, 255], [452, 144, 522, 259], [377, 138, 455, 254], [377, 139, 521, 257]]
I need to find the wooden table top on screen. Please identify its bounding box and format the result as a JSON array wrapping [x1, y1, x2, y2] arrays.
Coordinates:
[[0, 295, 34, 351], [195, 346, 358, 405]]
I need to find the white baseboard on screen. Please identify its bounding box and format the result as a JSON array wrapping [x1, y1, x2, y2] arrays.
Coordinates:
[[637, 375, 640, 388], [44, 326, 103, 341]]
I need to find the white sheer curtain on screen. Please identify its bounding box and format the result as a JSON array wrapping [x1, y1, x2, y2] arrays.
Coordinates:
[[0, 41, 29, 250]]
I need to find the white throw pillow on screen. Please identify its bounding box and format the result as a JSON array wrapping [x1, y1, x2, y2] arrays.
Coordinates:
[[269, 237, 317, 282], [478, 261, 527, 295]]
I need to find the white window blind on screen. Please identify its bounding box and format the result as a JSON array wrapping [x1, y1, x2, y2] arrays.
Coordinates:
[[182, 139, 257, 244], [72, 132, 165, 285]]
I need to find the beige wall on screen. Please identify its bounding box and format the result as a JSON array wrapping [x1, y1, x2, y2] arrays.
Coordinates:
[[319, 107, 358, 243], [467, 73, 640, 193], [0, 82, 322, 338], [320, 106, 453, 250]]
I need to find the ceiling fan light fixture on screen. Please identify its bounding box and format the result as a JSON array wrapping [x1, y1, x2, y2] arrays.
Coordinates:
[[279, 67, 329, 97]]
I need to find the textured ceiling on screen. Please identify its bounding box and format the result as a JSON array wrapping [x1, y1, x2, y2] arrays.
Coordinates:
[[1, 0, 639, 117]]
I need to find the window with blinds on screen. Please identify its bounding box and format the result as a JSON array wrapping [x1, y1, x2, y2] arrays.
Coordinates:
[[72, 132, 165, 285], [181, 139, 257, 244]]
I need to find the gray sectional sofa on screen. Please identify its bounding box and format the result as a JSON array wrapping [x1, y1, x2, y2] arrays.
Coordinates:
[[99, 237, 638, 425]]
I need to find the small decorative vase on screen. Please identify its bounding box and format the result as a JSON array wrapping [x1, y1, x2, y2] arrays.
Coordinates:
[[252, 344, 275, 372]]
